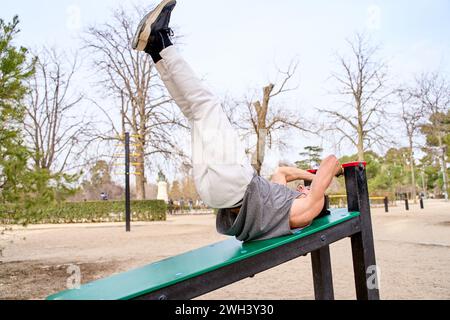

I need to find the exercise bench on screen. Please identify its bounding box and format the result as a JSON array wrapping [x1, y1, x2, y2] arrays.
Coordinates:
[[47, 162, 380, 300]]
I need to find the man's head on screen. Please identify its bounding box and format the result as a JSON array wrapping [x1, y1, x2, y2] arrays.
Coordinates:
[[297, 185, 311, 196], [296, 184, 331, 220]]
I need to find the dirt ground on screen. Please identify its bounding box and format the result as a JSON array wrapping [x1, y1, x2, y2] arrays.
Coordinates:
[[1, 200, 449, 300]]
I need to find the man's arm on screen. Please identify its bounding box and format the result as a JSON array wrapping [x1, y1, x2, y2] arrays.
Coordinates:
[[308, 156, 342, 201], [289, 156, 343, 228], [271, 167, 316, 185]]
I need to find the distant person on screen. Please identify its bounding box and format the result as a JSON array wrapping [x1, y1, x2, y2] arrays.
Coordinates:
[[168, 198, 174, 215], [132, 0, 343, 242], [188, 199, 194, 211], [100, 192, 108, 201]]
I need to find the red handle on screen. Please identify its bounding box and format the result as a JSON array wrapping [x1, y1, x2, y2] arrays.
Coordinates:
[[342, 162, 367, 168]]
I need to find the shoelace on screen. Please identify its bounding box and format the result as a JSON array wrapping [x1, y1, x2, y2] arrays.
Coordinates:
[[149, 28, 173, 39], [159, 27, 174, 49], [162, 27, 174, 37]]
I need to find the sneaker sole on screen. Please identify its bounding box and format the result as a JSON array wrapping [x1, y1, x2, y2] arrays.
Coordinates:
[[132, 0, 177, 51]]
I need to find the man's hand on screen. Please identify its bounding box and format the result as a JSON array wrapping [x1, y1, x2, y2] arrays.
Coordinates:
[[309, 156, 342, 199], [335, 165, 344, 178]]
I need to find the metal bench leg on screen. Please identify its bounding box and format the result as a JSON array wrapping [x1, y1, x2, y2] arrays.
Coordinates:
[[351, 231, 379, 300], [344, 163, 380, 300], [311, 245, 334, 300]]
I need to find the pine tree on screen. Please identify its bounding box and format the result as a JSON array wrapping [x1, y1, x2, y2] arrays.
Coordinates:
[[0, 16, 35, 212], [296, 146, 323, 169]]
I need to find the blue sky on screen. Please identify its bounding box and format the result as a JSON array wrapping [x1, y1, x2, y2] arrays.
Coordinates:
[[2, 0, 450, 179]]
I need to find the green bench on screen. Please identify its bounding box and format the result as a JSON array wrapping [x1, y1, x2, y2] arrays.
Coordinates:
[[47, 162, 379, 300]]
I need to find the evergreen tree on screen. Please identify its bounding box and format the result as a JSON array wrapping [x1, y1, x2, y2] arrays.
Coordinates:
[[0, 17, 78, 219], [0, 16, 35, 211], [296, 146, 323, 169]]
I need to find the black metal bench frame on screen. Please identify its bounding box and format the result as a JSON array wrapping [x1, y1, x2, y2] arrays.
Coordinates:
[[138, 162, 380, 301]]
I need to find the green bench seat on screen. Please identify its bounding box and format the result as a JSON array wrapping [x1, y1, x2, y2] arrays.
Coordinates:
[[47, 209, 360, 300]]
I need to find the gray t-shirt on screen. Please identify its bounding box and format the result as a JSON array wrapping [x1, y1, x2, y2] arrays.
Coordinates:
[[216, 175, 302, 242]]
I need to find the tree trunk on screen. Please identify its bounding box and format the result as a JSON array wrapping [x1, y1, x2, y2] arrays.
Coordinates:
[[134, 136, 146, 200], [438, 135, 449, 201], [409, 137, 417, 204], [421, 169, 427, 194], [357, 138, 365, 161], [357, 122, 365, 161], [356, 101, 365, 161], [254, 128, 267, 176], [253, 84, 273, 176]]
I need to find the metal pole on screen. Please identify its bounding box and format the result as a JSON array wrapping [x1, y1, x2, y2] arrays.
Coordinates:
[[125, 132, 131, 232], [384, 197, 389, 213]]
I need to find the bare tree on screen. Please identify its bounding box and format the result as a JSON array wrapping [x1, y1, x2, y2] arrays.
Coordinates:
[[24, 48, 93, 174], [413, 72, 450, 201], [224, 61, 313, 175], [396, 88, 426, 203], [83, 6, 188, 200], [319, 33, 392, 161]]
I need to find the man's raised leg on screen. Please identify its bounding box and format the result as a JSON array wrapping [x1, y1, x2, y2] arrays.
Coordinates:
[[132, 0, 255, 209]]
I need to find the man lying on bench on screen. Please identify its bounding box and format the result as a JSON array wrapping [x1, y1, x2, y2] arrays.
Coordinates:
[[132, 0, 344, 242]]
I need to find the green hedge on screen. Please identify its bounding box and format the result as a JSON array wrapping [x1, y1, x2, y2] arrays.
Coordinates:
[[0, 200, 167, 225]]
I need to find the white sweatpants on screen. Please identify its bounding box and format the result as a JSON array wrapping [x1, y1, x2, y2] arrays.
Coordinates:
[[155, 46, 255, 209]]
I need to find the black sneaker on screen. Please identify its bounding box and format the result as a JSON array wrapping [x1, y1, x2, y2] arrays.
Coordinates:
[[132, 0, 177, 51]]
